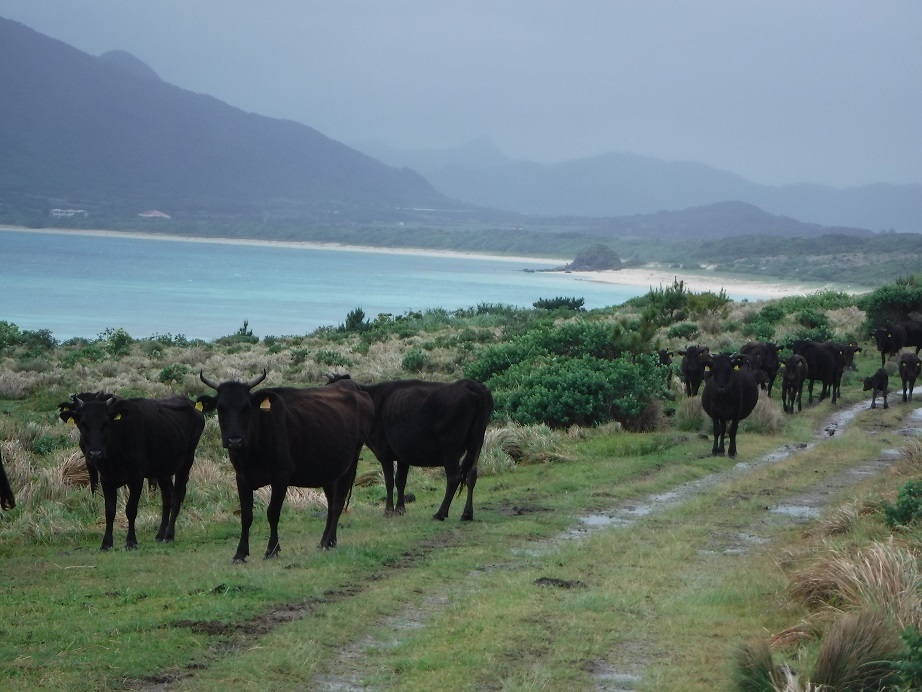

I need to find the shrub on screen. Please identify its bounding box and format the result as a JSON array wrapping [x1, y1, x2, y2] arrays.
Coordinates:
[[0, 320, 22, 352], [401, 348, 428, 373], [159, 363, 190, 387], [667, 321, 699, 340], [533, 297, 585, 311], [861, 275, 922, 329], [897, 626, 922, 689], [103, 327, 134, 357], [315, 349, 352, 368], [882, 480, 922, 527], [339, 307, 370, 333], [489, 354, 670, 429]]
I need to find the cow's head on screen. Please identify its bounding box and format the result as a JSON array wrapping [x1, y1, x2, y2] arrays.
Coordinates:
[[58, 393, 127, 463], [704, 353, 742, 393], [197, 370, 268, 450], [842, 343, 862, 370], [782, 355, 807, 383], [657, 349, 673, 367]]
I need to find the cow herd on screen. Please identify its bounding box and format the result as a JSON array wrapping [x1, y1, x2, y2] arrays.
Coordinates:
[[675, 323, 922, 460], [0, 319, 919, 555], [0, 372, 494, 562]]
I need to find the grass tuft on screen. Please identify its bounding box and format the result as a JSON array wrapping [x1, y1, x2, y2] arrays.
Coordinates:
[[810, 609, 902, 690]]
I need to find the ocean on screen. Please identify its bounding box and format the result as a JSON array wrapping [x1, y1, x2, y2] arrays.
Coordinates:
[[0, 229, 656, 340]]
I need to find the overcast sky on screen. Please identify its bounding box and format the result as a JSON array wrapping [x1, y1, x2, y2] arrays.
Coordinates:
[[2, 1, 920, 187]]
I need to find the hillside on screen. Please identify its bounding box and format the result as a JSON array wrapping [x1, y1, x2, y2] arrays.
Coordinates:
[[360, 140, 922, 233], [0, 17, 453, 223]]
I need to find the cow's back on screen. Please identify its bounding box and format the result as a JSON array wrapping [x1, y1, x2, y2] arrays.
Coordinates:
[[111, 396, 204, 478]]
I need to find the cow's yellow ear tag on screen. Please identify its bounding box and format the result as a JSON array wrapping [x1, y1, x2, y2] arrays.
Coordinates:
[[113, 413, 122, 421], [260, 398, 272, 411], [67, 418, 75, 427], [195, 401, 204, 411]]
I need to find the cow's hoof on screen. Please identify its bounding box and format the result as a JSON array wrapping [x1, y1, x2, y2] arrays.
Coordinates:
[[461, 514, 473, 522], [232, 556, 247, 564], [432, 513, 447, 521]]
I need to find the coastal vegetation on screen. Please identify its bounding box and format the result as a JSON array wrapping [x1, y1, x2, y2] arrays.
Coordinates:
[[2, 278, 922, 688]]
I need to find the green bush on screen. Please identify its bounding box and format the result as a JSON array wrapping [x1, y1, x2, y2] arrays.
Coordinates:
[[667, 321, 699, 340], [103, 327, 134, 357], [489, 354, 670, 429], [401, 348, 428, 372], [339, 307, 370, 333], [315, 349, 352, 367], [897, 626, 922, 689], [465, 319, 633, 382], [159, 363, 190, 387], [533, 297, 585, 311], [882, 480, 922, 527], [861, 276, 922, 329]]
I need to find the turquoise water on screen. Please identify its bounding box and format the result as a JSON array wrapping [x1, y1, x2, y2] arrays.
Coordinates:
[[0, 229, 656, 340]]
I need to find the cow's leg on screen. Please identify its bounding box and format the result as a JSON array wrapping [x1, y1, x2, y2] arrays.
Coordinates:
[[460, 465, 477, 522], [319, 481, 347, 549], [796, 386, 803, 412], [124, 479, 143, 550], [155, 476, 174, 541], [165, 466, 191, 542], [710, 417, 724, 456], [100, 482, 118, 551], [883, 387, 889, 410], [434, 461, 464, 521], [381, 457, 397, 516], [871, 390, 877, 409], [394, 462, 411, 515], [727, 419, 741, 458], [264, 482, 286, 559], [807, 379, 815, 404], [233, 475, 254, 564]]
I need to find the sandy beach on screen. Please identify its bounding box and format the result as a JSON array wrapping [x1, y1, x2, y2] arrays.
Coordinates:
[[0, 224, 857, 300]]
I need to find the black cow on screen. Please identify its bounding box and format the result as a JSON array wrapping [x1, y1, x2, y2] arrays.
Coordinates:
[[823, 341, 861, 401], [740, 341, 783, 397], [657, 349, 674, 367], [789, 339, 843, 404], [780, 354, 809, 414], [332, 375, 493, 521], [59, 393, 205, 551], [0, 446, 14, 510], [198, 371, 374, 562], [863, 368, 889, 409], [900, 319, 922, 356], [678, 345, 710, 397], [899, 352, 922, 402], [701, 353, 760, 458], [873, 323, 907, 368]]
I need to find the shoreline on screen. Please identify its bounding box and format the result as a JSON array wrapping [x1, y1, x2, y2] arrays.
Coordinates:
[[0, 224, 864, 299]]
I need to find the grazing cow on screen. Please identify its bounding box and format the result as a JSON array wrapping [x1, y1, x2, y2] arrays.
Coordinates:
[[198, 371, 373, 562], [701, 353, 760, 458], [59, 393, 205, 551], [678, 345, 710, 397], [873, 323, 907, 367], [740, 341, 784, 397], [863, 368, 889, 409], [899, 352, 922, 402], [0, 446, 14, 510], [789, 339, 844, 404], [331, 375, 493, 521], [780, 354, 809, 414]]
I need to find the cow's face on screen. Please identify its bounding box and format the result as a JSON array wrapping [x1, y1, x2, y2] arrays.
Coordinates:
[[874, 328, 892, 350], [705, 353, 739, 393], [197, 371, 268, 450], [782, 356, 806, 384], [59, 397, 125, 462]]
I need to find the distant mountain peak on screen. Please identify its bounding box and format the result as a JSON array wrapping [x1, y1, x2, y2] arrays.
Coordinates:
[[98, 50, 161, 81]]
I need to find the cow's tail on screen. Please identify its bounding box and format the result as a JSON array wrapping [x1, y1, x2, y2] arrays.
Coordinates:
[[457, 384, 495, 496]]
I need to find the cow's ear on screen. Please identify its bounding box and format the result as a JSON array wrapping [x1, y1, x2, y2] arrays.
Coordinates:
[[252, 391, 274, 412], [677, 350, 687, 356], [855, 347, 863, 353], [109, 402, 128, 422], [196, 396, 217, 413], [60, 410, 77, 426]]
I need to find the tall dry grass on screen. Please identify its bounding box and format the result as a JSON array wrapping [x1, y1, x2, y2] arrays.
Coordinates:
[[478, 424, 572, 476], [787, 538, 922, 631]]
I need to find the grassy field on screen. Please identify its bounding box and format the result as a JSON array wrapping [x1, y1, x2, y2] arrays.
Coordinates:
[[2, 284, 922, 690]]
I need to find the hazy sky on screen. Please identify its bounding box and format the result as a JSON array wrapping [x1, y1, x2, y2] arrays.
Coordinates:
[[2, 1, 920, 187]]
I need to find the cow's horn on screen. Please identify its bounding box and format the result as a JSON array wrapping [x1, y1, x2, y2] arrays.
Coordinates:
[[245, 369, 267, 389], [200, 371, 221, 390]]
